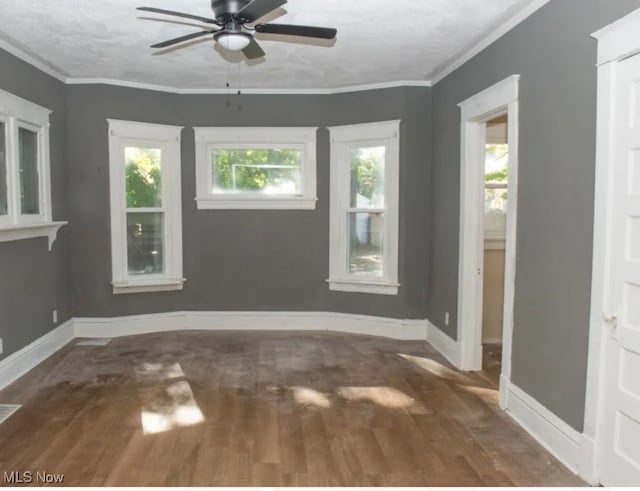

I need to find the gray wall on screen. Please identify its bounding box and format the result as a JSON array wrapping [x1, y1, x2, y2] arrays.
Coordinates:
[[66, 85, 431, 319], [0, 50, 72, 360], [428, 0, 640, 431]]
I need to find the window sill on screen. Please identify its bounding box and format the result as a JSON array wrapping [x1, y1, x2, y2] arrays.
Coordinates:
[[0, 221, 67, 251], [327, 278, 400, 296], [195, 196, 318, 210], [485, 236, 506, 250], [112, 278, 185, 295]]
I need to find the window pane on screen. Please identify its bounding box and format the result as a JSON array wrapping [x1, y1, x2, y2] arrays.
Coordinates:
[[127, 212, 164, 276], [125, 147, 162, 208], [485, 187, 507, 237], [212, 148, 302, 194], [485, 143, 508, 237], [0, 123, 6, 215], [485, 144, 508, 183], [350, 146, 385, 208], [19, 128, 39, 215], [348, 212, 384, 276]]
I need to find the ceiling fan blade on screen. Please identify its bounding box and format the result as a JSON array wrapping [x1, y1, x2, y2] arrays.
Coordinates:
[[242, 38, 266, 59], [137, 7, 218, 24], [237, 0, 287, 23], [151, 30, 214, 48], [255, 23, 337, 39]]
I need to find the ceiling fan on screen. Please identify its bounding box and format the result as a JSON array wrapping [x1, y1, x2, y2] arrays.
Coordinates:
[[138, 0, 337, 60]]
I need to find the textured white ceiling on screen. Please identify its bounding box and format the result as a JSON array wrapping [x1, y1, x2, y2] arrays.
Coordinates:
[[0, 0, 532, 90]]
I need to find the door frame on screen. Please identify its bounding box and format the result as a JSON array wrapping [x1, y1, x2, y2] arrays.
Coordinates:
[[584, 7, 640, 485], [456, 75, 519, 407]]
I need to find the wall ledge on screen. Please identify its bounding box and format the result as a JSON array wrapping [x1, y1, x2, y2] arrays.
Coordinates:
[[0, 221, 67, 251]]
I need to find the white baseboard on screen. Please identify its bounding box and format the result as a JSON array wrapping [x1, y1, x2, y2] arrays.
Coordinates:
[[74, 311, 428, 341], [0, 319, 75, 391], [0, 312, 598, 485], [504, 382, 595, 482], [426, 320, 461, 367]]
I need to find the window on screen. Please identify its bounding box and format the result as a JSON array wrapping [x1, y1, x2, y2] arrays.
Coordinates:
[[485, 143, 508, 249], [194, 127, 317, 209], [108, 119, 184, 294], [328, 120, 400, 295], [0, 88, 65, 249]]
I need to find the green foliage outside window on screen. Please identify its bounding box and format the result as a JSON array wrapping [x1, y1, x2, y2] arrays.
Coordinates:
[[125, 147, 162, 208], [351, 147, 385, 206], [212, 148, 301, 191], [485, 165, 508, 183], [485, 144, 508, 184]]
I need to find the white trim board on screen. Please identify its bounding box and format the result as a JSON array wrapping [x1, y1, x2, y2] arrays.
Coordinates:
[[73, 311, 428, 340], [0, 34, 67, 83], [592, 7, 640, 66], [582, 7, 640, 487], [426, 320, 461, 368], [428, 0, 550, 85], [456, 75, 520, 388], [0, 319, 75, 391], [504, 381, 596, 483], [66, 78, 432, 95], [0, 311, 596, 484]]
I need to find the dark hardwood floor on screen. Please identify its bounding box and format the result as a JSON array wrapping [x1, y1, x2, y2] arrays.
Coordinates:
[[0, 331, 584, 486], [482, 343, 503, 386]]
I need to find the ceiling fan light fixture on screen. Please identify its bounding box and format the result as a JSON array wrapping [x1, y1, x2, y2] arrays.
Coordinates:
[[214, 31, 252, 51]]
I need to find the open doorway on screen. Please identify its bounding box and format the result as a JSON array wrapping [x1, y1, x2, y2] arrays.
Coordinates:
[[482, 114, 509, 385], [456, 75, 519, 408]]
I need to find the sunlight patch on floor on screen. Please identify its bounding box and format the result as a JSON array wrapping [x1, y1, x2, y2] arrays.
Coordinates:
[[136, 361, 185, 381], [337, 386, 419, 409], [140, 380, 205, 435], [459, 384, 499, 404], [136, 362, 204, 435], [290, 386, 332, 408], [398, 353, 474, 384]]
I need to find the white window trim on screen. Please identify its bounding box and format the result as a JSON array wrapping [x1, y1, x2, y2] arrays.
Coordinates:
[[194, 127, 318, 210], [327, 120, 401, 295], [0, 88, 66, 250], [107, 119, 184, 295]]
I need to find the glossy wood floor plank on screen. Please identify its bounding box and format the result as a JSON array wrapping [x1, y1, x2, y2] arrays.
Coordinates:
[[0, 331, 584, 486]]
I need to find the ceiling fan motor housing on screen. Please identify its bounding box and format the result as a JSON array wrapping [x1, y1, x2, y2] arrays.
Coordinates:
[[211, 0, 252, 21]]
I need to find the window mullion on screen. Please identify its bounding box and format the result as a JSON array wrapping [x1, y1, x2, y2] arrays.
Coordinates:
[[7, 117, 19, 225], [125, 207, 166, 213], [346, 208, 385, 214]]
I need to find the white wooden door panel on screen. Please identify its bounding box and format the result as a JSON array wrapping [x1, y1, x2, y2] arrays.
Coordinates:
[[600, 53, 640, 486]]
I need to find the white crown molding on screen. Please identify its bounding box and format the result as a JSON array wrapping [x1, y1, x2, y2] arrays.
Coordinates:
[[0, 0, 551, 95], [65, 77, 431, 95], [0, 319, 75, 391], [428, 0, 550, 85], [0, 31, 432, 94], [0, 35, 67, 83]]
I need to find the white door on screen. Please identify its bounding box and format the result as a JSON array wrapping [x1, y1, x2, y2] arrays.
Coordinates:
[[600, 53, 640, 486]]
